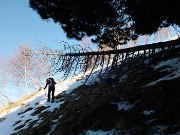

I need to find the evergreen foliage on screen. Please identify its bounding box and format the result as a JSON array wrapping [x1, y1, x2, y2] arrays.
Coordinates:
[[29, 0, 180, 47]]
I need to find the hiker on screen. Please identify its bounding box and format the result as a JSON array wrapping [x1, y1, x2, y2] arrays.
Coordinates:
[[44, 77, 56, 102]]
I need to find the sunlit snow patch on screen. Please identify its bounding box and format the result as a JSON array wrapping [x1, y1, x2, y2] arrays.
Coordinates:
[[144, 58, 180, 87], [113, 101, 134, 111], [142, 110, 155, 115], [83, 129, 116, 135]]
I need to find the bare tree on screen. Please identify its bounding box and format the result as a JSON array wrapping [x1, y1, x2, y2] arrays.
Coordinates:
[[33, 45, 59, 78], [41, 38, 180, 82], [0, 57, 12, 105], [80, 36, 98, 52], [8, 46, 31, 95], [7, 44, 49, 95]]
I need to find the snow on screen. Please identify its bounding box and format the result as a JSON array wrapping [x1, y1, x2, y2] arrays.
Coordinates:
[[0, 48, 179, 135], [83, 129, 116, 135], [0, 73, 86, 135], [144, 58, 180, 87], [142, 110, 155, 115], [113, 101, 134, 111], [150, 125, 169, 135], [145, 118, 158, 125], [0, 68, 118, 135]]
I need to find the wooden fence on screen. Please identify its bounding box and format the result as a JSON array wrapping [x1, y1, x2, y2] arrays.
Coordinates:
[[47, 38, 180, 80]]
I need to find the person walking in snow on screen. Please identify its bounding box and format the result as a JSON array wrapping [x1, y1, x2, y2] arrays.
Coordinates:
[[44, 77, 56, 102]]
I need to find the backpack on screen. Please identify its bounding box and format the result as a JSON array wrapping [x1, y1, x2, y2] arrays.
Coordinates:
[[48, 78, 55, 87]]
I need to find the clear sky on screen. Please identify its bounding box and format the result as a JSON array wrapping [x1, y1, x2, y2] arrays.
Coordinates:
[[0, 0, 79, 56], [0, 1, 179, 56]]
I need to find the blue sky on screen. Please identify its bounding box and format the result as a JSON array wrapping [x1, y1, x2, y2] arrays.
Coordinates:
[[0, 0, 79, 56], [0, 1, 179, 56]]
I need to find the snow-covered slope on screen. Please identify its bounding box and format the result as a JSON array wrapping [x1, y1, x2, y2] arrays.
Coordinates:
[[0, 68, 115, 135], [0, 46, 179, 135], [0, 73, 84, 134]]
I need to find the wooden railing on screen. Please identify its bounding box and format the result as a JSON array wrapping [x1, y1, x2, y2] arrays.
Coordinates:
[[47, 38, 180, 80], [62, 38, 180, 56]]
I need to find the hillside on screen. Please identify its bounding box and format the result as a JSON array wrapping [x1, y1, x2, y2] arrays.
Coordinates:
[[0, 45, 179, 135]]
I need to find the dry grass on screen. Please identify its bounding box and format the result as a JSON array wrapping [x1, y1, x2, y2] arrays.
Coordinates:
[[0, 88, 41, 114]]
